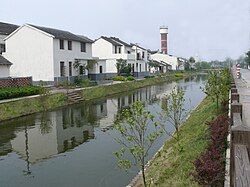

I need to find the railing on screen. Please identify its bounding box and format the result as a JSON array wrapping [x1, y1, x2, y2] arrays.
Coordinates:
[[229, 80, 250, 187]]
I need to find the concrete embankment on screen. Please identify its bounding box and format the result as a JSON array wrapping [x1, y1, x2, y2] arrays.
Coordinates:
[[0, 73, 193, 122]]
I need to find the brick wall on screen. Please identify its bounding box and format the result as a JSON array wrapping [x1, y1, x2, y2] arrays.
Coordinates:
[[0, 77, 32, 88]]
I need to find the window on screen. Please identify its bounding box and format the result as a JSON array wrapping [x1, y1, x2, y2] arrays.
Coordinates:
[[59, 39, 64, 49], [69, 62, 72, 76], [114, 46, 121, 54], [137, 53, 140, 60], [68, 41, 72, 50], [0, 44, 5, 54], [81, 42, 86, 52], [142, 52, 145, 58], [99, 66, 103, 74], [79, 65, 85, 75], [145, 63, 147, 71], [60, 61, 65, 76], [139, 64, 142, 72]]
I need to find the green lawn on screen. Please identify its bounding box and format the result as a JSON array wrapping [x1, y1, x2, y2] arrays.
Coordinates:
[[143, 97, 219, 187]]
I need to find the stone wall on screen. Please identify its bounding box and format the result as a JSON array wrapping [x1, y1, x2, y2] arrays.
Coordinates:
[[0, 77, 32, 88]]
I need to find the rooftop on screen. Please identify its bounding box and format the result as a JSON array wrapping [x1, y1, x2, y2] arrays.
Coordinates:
[[0, 55, 12, 65], [29, 24, 92, 43], [0, 22, 19, 35]]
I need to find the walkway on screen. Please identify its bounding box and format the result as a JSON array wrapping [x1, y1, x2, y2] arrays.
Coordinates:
[[236, 68, 250, 127]]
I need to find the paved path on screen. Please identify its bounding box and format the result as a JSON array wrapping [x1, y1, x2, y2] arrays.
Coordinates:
[[234, 68, 250, 127]]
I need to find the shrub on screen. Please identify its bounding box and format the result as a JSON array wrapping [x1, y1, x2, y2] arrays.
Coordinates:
[[112, 76, 126, 81], [174, 73, 184, 78], [192, 115, 229, 186], [126, 76, 135, 81], [0, 86, 42, 100], [144, 75, 155, 79]]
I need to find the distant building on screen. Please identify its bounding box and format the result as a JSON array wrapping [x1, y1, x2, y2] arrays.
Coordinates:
[[0, 55, 12, 78], [92, 36, 149, 79], [151, 52, 179, 70], [3, 24, 93, 84], [0, 22, 19, 55]]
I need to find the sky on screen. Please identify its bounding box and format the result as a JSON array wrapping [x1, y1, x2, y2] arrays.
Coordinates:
[[1, 0, 249, 61]]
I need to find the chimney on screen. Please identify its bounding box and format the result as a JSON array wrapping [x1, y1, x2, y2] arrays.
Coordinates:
[[160, 26, 168, 54]]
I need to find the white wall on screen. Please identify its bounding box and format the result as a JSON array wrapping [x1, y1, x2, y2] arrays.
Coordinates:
[[88, 60, 107, 74], [151, 53, 178, 70], [3, 25, 54, 81], [0, 64, 10, 77], [92, 38, 113, 59], [53, 39, 92, 77]]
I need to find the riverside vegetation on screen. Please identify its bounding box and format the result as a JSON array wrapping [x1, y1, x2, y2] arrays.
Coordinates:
[[117, 68, 231, 187], [0, 72, 194, 122]]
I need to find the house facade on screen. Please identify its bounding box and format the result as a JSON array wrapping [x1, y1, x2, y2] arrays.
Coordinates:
[[0, 22, 19, 55], [92, 36, 149, 80], [3, 24, 93, 84], [151, 52, 179, 70], [0, 55, 12, 78]]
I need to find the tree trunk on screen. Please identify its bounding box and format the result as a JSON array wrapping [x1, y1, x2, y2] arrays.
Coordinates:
[[141, 160, 147, 187]]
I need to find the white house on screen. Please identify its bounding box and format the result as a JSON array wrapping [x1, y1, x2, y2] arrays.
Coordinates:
[[0, 22, 19, 55], [3, 24, 93, 84], [92, 36, 149, 80], [151, 52, 179, 71], [131, 44, 150, 77], [0, 55, 12, 78]]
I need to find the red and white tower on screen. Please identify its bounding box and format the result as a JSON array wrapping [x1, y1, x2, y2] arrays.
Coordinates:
[[160, 26, 168, 54]]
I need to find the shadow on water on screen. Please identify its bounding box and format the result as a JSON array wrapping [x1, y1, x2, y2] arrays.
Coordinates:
[[0, 74, 207, 187]]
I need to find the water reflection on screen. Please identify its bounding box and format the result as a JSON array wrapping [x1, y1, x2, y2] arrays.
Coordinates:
[[0, 81, 178, 164], [0, 75, 207, 187]]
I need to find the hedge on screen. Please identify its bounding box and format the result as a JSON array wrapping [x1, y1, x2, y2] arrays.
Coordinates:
[[0, 86, 42, 100]]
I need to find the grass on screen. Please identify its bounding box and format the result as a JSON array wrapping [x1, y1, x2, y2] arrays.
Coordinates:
[[140, 97, 219, 187], [0, 93, 66, 121], [81, 74, 190, 101], [0, 72, 194, 122]]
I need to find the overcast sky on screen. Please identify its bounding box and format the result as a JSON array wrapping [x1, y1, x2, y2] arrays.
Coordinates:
[[1, 0, 249, 61]]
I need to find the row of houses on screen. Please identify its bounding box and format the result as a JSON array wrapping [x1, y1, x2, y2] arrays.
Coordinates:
[[0, 22, 185, 84]]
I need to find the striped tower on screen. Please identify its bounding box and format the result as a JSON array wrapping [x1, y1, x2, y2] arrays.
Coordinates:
[[160, 26, 168, 54], [236, 63, 241, 79]]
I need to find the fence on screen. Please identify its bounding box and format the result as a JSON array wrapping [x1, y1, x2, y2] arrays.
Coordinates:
[[229, 80, 250, 187], [0, 77, 32, 88]]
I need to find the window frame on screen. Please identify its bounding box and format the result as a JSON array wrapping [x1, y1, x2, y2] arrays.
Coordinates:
[[59, 39, 64, 50], [68, 41, 72, 50], [80, 42, 86, 52]]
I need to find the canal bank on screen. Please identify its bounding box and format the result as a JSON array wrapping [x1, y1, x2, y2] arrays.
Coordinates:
[[131, 97, 221, 187], [0, 72, 195, 122], [0, 76, 206, 187]]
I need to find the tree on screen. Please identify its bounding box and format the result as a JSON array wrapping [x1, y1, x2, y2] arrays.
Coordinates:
[[161, 86, 187, 149], [114, 101, 163, 187], [203, 69, 231, 110], [194, 61, 211, 70], [245, 50, 250, 66], [73, 59, 97, 72], [116, 58, 128, 75]]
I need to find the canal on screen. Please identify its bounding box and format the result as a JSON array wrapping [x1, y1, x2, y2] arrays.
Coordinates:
[[0, 75, 206, 187]]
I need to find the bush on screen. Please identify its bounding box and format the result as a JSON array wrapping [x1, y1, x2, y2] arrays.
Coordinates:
[[0, 86, 42, 100], [192, 115, 229, 186], [113, 76, 126, 81], [126, 76, 135, 81], [144, 75, 155, 79], [174, 73, 184, 78], [74, 78, 97, 88]]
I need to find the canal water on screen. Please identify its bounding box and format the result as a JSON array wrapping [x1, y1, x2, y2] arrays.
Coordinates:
[[0, 75, 206, 187]]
